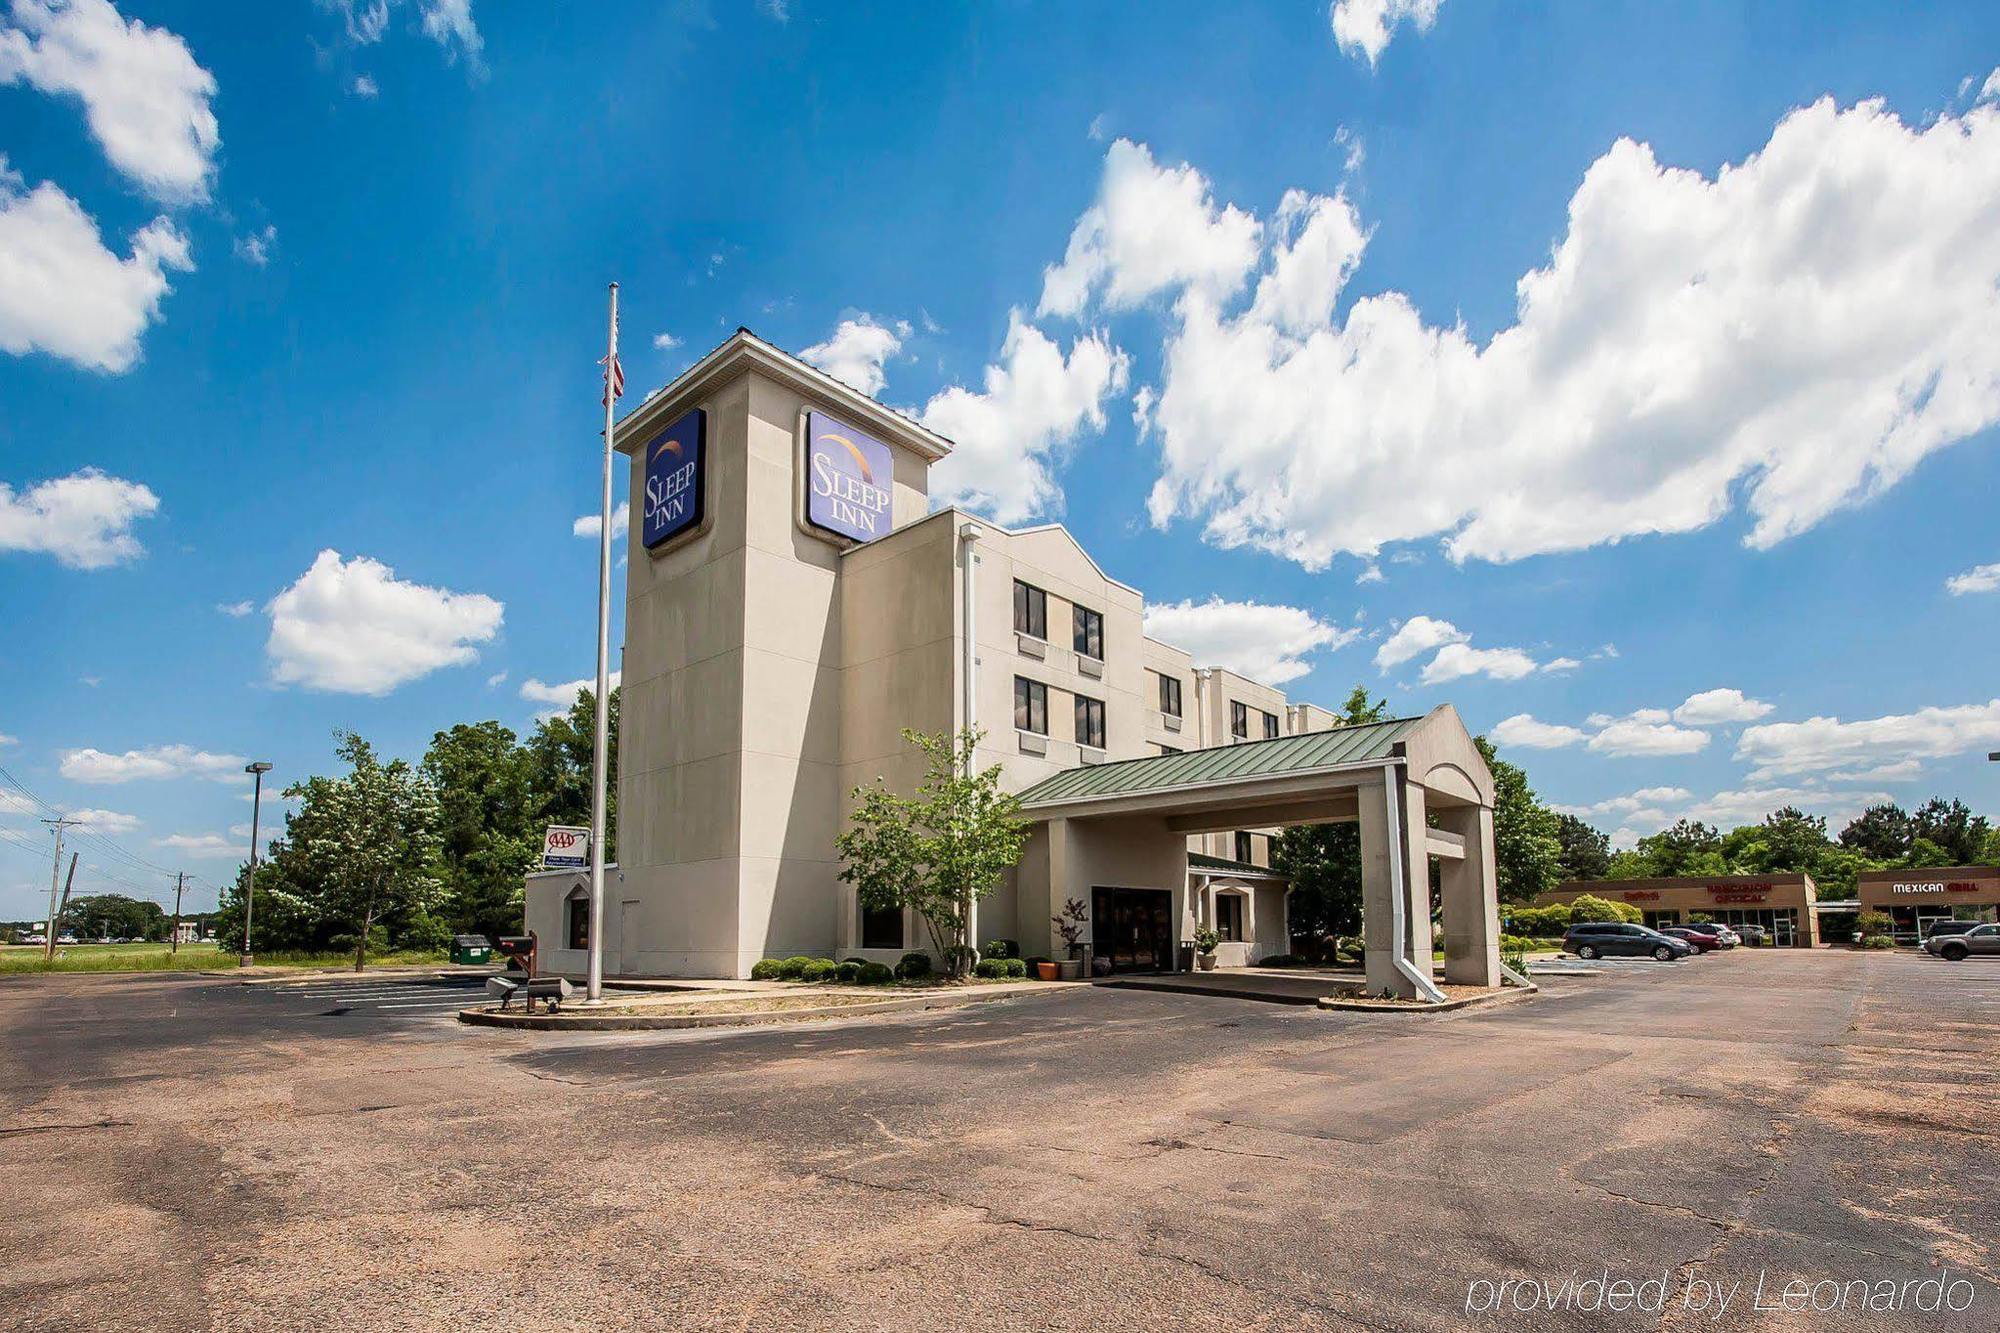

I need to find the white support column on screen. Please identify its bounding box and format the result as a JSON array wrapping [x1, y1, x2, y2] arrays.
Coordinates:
[[1439, 803, 1502, 985]]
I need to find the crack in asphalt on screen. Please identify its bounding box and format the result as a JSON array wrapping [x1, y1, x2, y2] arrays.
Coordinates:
[[0, 1118, 134, 1136]]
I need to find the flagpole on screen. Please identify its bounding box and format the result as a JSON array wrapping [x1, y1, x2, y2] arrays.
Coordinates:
[[587, 281, 617, 1004]]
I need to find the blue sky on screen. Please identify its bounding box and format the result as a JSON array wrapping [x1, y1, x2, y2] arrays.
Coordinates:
[[3, 0, 1999, 919]]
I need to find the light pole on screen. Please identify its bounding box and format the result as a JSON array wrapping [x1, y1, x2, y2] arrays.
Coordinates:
[[241, 761, 273, 966]]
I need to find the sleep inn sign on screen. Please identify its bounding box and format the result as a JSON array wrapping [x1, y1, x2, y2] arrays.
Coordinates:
[[804, 409, 893, 542], [643, 408, 706, 549]]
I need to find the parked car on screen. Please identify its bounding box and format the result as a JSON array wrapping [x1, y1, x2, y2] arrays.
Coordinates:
[[1924, 923, 2000, 961], [1564, 922, 1695, 961], [1661, 926, 1721, 953], [1688, 922, 1739, 947], [1733, 924, 1770, 946], [1922, 920, 1983, 941]]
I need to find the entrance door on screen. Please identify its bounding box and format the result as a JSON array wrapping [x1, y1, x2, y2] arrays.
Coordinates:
[[619, 900, 641, 974], [1092, 887, 1174, 972]]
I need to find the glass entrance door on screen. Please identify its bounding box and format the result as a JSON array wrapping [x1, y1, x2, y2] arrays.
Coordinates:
[[1092, 887, 1174, 972]]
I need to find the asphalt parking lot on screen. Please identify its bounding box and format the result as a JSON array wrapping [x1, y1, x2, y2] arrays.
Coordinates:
[[2, 949, 1996, 1331]]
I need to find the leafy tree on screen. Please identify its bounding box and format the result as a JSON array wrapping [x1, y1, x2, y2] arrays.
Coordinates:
[[1839, 803, 1912, 860], [837, 729, 1029, 977], [1554, 814, 1612, 881], [1474, 736, 1563, 904], [1909, 798, 1991, 866], [1632, 819, 1727, 877], [1273, 684, 1390, 956], [60, 894, 167, 941], [1336, 684, 1389, 726], [1747, 806, 1832, 875], [526, 685, 619, 860], [424, 721, 540, 938]]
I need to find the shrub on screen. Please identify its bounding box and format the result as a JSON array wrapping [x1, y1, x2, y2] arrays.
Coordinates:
[[1855, 910, 1894, 939], [973, 958, 1006, 979], [750, 958, 784, 981], [984, 939, 1017, 960], [856, 961, 895, 985], [800, 958, 839, 983], [1859, 933, 1898, 950], [1505, 904, 1575, 937], [1568, 894, 1640, 925], [895, 951, 933, 980], [1255, 953, 1301, 968], [1501, 948, 1530, 978], [1002, 957, 1027, 978], [776, 954, 822, 981], [835, 959, 863, 983]]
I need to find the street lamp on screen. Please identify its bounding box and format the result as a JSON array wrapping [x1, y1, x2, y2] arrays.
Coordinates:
[[241, 761, 273, 967]]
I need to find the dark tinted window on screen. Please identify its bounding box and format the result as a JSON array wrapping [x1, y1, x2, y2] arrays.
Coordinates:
[[1262, 710, 1280, 739], [1013, 677, 1048, 734], [1157, 673, 1182, 717], [861, 903, 902, 950], [1231, 701, 1249, 740], [1075, 694, 1106, 750], [1013, 581, 1046, 639], [1073, 604, 1103, 660], [566, 895, 589, 950]]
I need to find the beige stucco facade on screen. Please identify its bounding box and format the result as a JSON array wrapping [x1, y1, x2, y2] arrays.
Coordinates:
[[1534, 874, 1821, 947], [525, 331, 1503, 993]]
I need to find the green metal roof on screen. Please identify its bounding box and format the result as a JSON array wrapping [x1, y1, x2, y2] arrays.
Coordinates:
[[1188, 852, 1288, 878], [1015, 714, 1425, 808]]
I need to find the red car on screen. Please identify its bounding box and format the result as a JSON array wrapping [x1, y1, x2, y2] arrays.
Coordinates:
[[1661, 926, 1722, 953]]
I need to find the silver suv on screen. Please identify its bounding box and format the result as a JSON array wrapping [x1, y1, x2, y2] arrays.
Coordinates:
[[1924, 923, 2000, 961]]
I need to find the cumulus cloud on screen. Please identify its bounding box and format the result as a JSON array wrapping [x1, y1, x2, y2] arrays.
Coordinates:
[[1420, 643, 1540, 685], [1489, 714, 1589, 750], [1373, 615, 1466, 670], [1587, 715, 1711, 758], [1736, 699, 2000, 780], [1038, 139, 1261, 318], [232, 224, 275, 267], [1330, 0, 1446, 67], [66, 806, 140, 833], [266, 549, 503, 694], [1140, 96, 2000, 568], [60, 743, 246, 783], [349, 72, 377, 97], [1945, 562, 1999, 596], [0, 467, 159, 568], [652, 331, 681, 351], [520, 671, 619, 718], [801, 314, 904, 396], [1672, 688, 1774, 725], [0, 162, 193, 372], [572, 506, 628, 541], [1142, 598, 1357, 687], [0, 0, 220, 203], [921, 313, 1129, 524], [153, 831, 241, 859]]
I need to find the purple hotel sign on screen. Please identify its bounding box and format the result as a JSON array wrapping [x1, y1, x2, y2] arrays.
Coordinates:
[[642, 408, 706, 549], [804, 410, 893, 542]]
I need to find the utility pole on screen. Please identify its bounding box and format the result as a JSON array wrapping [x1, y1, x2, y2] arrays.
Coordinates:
[[40, 817, 80, 961], [170, 871, 185, 955], [241, 762, 273, 966]]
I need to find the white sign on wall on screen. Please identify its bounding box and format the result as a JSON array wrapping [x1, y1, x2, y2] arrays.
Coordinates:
[[542, 825, 590, 869]]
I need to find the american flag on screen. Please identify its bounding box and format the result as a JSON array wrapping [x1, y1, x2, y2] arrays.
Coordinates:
[[601, 350, 624, 405]]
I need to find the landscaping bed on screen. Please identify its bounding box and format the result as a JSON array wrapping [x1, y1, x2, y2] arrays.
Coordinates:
[[1317, 982, 1536, 1014]]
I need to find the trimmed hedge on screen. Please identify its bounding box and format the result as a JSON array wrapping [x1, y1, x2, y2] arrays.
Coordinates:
[[835, 959, 863, 984], [856, 961, 896, 985], [974, 957, 1030, 980], [895, 951, 933, 980], [984, 939, 1018, 960], [799, 958, 839, 983], [749, 958, 784, 981]]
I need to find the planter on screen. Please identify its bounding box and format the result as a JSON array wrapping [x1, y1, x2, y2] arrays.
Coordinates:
[[1196, 953, 1218, 971], [1056, 959, 1082, 981], [1036, 962, 1060, 981]]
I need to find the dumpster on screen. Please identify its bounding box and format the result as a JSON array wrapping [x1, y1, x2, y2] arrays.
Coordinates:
[[450, 934, 494, 966]]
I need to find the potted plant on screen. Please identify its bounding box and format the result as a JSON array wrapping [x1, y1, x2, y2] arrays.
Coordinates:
[[1052, 897, 1089, 980], [1193, 926, 1220, 970]]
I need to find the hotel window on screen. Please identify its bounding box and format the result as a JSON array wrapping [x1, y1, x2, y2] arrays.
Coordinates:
[[1014, 677, 1048, 735], [1262, 709, 1280, 739], [1013, 580, 1047, 640], [1231, 700, 1249, 741], [1215, 893, 1244, 942], [1157, 672, 1182, 718], [1074, 694, 1106, 750], [1073, 604, 1104, 661], [566, 892, 590, 950], [1234, 831, 1255, 864], [861, 902, 903, 950]]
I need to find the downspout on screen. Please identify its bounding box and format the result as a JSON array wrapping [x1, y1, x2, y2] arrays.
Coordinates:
[[959, 521, 983, 967], [1382, 761, 1447, 1003]]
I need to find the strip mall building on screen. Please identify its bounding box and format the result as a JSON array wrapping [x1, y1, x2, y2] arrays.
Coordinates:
[[1532, 874, 1821, 947], [524, 331, 1505, 996], [1857, 866, 2000, 942]]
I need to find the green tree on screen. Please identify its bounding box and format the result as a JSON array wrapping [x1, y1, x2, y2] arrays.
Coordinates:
[[1554, 814, 1612, 881], [60, 894, 167, 941], [1474, 736, 1563, 904], [1746, 806, 1832, 875], [1273, 684, 1391, 957], [424, 720, 540, 938], [1633, 819, 1727, 877], [526, 685, 619, 860], [1839, 803, 1912, 860], [836, 728, 1028, 977], [1909, 798, 1991, 865]]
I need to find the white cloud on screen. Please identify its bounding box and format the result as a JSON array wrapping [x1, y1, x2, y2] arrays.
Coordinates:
[[1144, 96, 2000, 568], [1142, 598, 1357, 687], [320, 1, 483, 76], [485, 669, 507, 687], [756, 0, 789, 22], [652, 331, 681, 351], [1542, 656, 1581, 673], [66, 806, 139, 834], [1420, 642, 1539, 685], [0, 0, 220, 203], [1374, 615, 1466, 670], [0, 162, 193, 372], [1355, 562, 1383, 585], [1489, 714, 1588, 750], [232, 224, 275, 267], [1736, 700, 2000, 780], [1247, 189, 1369, 335], [1038, 139, 1261, 319], [921, 312, 1129, 524], [216, 599, 253, 617], [572, 506, 628, 541], [153, 831, 241, 859], [1672, 687, 1774, 726], [1982, 67, 2000, 102], [520, 671, 619, 718], [1330, 0, 1446, 67], [801, 314, 903, 396], [1681, 785, 1894, 831], [60, 743, 247, 783], [266, 549, 503, 695], [1945, 562, 2000, 596], [349, 72, 377, 97], [0, 467, 159, 568], [1587, 716, 1711, 758]]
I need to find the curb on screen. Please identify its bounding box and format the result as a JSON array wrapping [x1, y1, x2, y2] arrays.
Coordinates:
[[1317, 983, 1539, 1014], [234, 966, 497, 987], [1093, 977, 1325, 1006], [457, 988, 1034, 1031]]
